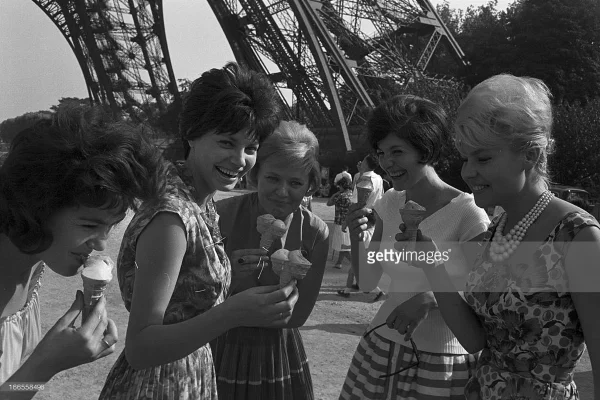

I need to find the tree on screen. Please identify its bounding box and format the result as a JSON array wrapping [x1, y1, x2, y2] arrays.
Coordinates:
[[0, 111, 53, 144], [49, 97, 92, 112], [507, 0, 600, 103]]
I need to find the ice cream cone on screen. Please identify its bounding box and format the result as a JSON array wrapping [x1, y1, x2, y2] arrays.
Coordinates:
[[355, 178, 374, 208], [271, 249, 312, 287], [257, 215, 287, 250], [81, 255, 113, 322], [399, 201, 427, 252]]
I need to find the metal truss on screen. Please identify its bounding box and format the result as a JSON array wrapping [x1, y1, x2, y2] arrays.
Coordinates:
[[208, 0, 467, 150], [31, 0, 179, 121]]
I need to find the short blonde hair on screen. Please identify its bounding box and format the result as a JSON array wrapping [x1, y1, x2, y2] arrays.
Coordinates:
[[453, 74, 554, 186], [248, 120, 321, 195]]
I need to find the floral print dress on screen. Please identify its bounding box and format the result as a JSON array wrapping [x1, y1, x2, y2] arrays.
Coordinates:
[[99, 165, 231, 400], [464, 211, 599, 400]]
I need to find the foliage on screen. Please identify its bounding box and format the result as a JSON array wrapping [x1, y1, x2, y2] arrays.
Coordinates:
[[436, 0, 600, 103], [550, 98, 600, 197], [49, 97, 91, 112], [0, 111, 53, 144]]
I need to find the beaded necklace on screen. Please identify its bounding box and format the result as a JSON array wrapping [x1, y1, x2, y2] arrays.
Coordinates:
[[489, 190, 553, 262]]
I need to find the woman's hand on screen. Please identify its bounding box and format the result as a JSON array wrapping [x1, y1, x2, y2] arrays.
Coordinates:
[[230, 248, 269, 277], [346, 204, 376, 241], [225, 281, 299, 328], [394, 223, 440, 269], [386, 292, 437, 341], [27, 291, 118, 378]]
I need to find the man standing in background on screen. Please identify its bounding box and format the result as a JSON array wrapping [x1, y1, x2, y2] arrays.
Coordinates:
[[338, 154, 385, 300]]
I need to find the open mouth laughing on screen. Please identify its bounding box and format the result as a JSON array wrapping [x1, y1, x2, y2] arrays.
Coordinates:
[[215, 166, 240, 180]]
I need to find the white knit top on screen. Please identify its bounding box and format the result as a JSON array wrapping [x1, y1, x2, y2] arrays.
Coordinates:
[[367, 189, 489, 354]]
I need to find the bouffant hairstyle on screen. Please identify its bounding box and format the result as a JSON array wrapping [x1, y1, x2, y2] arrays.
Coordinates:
[[179, 62, 283, 158], [0, 105, 169, 254], [248, 120, 321, 195], [368, 95, 450, 165], [453, 74, 554, 186]]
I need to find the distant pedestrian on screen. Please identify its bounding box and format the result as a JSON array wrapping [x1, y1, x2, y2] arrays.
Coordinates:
[[327, 176, 353, 269]]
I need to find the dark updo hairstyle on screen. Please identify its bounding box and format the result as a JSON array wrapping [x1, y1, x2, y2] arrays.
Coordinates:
[[179, 62, 283, 158], [337, 176, 352, 191], [367, 95, 450, 165], [0, 105, 169, 254]]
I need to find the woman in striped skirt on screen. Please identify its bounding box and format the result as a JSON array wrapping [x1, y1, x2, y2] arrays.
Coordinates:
[[213, 120, 329, 399], [341, 95, 490, 399]]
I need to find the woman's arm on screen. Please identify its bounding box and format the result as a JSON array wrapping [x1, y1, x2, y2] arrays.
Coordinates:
[[125, 212, 298, 370], [286, 228, 329, 328], [422, 265, 487, 353], [565, 226, 600, 400], [326, 193, 339, 206], [396, 229, 487, 353]]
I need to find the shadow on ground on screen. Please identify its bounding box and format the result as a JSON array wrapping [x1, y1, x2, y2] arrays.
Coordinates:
[[300, 323, 369, 336]]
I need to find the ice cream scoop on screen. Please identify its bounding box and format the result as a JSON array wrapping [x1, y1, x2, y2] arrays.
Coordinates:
[[399, 200, 427, 252], [81, 255, 113, 322], [257, 214, 287, 250], [271, 249, 312, 288]]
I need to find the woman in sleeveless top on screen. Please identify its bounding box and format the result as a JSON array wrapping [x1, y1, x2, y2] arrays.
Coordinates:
[[398, 74, 600, 399], [99, 63, 298, 400], [0, 105, 167, 395]]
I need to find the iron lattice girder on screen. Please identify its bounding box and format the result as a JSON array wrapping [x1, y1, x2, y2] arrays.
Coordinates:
[[207, 0, 467, 150], [31, 0, 179, 121]]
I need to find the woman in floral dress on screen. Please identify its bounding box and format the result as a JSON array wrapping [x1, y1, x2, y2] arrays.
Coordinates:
[[398, 74, 600, 399], [99, 63, 299, 399]]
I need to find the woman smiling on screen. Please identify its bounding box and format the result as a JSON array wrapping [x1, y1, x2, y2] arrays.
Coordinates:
[[212, 120, 329, 399]]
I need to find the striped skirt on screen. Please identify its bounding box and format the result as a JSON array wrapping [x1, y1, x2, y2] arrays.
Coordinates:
[[211, 326, 313, 400], [99, 344, 217, 399], [339, 330, 477, 400]]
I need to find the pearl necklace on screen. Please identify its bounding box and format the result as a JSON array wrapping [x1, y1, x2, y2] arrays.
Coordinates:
[[489, 191, 553, 262]]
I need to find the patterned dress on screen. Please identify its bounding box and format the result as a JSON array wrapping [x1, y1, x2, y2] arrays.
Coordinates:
[[99, 165, 231, 400], [211, 192, 329, 400], [330, 190, 353, 252], [464, 211, 599, 400]]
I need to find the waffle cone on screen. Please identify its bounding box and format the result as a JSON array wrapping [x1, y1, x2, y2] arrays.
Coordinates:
[[356, 187, 372, 208], [82, 276, 110, 321], [400, 209, 426, 230], [260, 234, 275, 250]]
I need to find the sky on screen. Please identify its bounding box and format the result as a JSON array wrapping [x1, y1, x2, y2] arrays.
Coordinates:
[[0, 0, 512, 122]]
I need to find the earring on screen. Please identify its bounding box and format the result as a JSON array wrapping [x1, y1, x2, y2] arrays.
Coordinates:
[[188, 140, 194, 149]]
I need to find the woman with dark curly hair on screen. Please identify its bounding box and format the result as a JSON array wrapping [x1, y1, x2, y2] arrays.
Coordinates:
[[99, 63, 299, 400], [0, 105, 169, 396]]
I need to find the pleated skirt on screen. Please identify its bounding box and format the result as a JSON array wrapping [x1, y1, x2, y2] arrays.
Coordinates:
[[211, 326, 314, 400], [339, 330, 477, 400], [99, 344, 217, 400]]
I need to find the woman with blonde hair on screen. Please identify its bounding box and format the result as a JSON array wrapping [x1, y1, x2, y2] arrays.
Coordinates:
[[213, 120, 329, 399], [399, 74, 600, 399]]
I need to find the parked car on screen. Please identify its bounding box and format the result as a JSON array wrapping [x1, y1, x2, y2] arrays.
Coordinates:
[[549, 185, 595, 211]]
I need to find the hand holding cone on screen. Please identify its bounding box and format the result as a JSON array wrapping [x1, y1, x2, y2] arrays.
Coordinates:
[[271, 249, 312, 288], [399, 200, 427, 252], [81, 255, 114, 322]]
